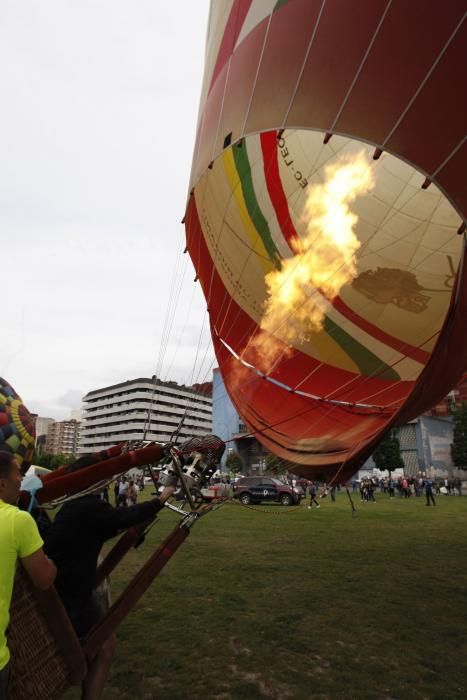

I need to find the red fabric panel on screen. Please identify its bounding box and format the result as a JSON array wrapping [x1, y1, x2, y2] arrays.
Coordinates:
[[335, 0, 466, 145], [385, 26, 466, 176], [193, 0, 253, 182], [269, 349, 412, 409], [214, 20, 268, 154], [39, 445, 125, 484], [245, 0, 323, 133], [27, 445, 163, 505], [208, 0, 253, 96], [185, 196, 256, 350], [37, 464, 71, 484], [260, 130, 300, 249], [287, 0, 388, 130]]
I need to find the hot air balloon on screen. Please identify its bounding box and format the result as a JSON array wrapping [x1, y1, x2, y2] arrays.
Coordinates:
[[0, 377, 36, 472], [185, 0, 467, 482]]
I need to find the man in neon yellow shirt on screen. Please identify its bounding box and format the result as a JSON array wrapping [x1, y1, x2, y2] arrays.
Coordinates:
[[0, 451, 56, 698]]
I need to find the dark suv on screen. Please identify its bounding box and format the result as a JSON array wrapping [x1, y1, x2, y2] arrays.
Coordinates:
[[233, 477, 301, 506]]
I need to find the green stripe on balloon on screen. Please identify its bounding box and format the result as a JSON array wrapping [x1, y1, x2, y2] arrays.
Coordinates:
[[323, 315, 400, 382], [232, 142, 281, 267]]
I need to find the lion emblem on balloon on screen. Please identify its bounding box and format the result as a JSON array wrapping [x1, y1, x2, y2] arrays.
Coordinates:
[[352, 267, 431, 314]]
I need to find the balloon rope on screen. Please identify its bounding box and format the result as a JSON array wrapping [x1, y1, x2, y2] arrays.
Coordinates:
[[143, 234, 188, 440], [162, 279, 198, 381], [157, 228, 187, 376]]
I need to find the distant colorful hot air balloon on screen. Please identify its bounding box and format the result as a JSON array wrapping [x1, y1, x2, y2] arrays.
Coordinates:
[[0, 377, 36, 472], [185, 0, 467, 481]]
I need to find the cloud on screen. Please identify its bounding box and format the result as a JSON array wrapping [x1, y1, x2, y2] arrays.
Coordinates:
[[57, 389, 83, 408], [28, 389, 84, 421], [0, 1, 213, 415]]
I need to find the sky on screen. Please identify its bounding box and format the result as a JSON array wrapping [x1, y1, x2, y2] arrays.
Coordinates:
[[1, 0, 214, 419]]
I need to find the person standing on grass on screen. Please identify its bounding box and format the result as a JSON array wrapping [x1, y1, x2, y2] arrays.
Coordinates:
[[397, 477, 404, 497], [307, 481, 320, 509], [402, 477, 410, 498], [425, 478, 436, 506], [416, 477, 422, 497], [360, 480, 365, 501], [117, 476, 128, 507], [361, 479, 370, 502], [0, 451, 57, 699], [126, 479, 137, 506]]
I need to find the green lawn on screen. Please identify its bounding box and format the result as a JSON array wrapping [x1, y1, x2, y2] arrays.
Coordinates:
[[65, 492, 467, 699]]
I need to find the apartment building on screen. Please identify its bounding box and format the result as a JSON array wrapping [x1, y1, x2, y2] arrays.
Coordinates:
[[78, 377, 212, 453], [45, 419, 81, 456]]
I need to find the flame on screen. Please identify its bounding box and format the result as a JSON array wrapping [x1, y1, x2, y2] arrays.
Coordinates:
[[242, 151, 375, 374]]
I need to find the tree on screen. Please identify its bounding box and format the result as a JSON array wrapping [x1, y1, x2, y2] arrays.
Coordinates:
[[264, 453, 286, 475], [33, 451, 76, 470], [226, 450, 243, 475], [372, 430, 404, 475], [451, 401, 467, 469]]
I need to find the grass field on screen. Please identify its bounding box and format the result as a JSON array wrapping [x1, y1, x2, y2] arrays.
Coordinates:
[[64, 492, 467, 699]]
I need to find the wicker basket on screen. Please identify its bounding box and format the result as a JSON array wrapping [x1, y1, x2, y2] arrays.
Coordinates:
[[8, 567, 86, 700]]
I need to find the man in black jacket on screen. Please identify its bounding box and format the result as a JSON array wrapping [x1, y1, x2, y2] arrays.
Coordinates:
[[45, 485, 174, 700]]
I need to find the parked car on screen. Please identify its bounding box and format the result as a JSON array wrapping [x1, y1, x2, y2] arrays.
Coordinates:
[[201, 482, 230, 501], [233, 477, 301, 506]]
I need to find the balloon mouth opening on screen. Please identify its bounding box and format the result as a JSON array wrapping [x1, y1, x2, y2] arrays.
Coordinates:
[[199, 128, 463, 406]]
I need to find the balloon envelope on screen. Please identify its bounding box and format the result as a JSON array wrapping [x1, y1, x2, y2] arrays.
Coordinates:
[[185, 0, 467, 480], [0, 377, 36, 472]]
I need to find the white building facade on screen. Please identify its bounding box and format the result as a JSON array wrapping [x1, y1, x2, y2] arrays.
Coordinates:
[[35, 417, 55, 442], [46, 419, 81, 456], [78, 377, 212, 454]]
